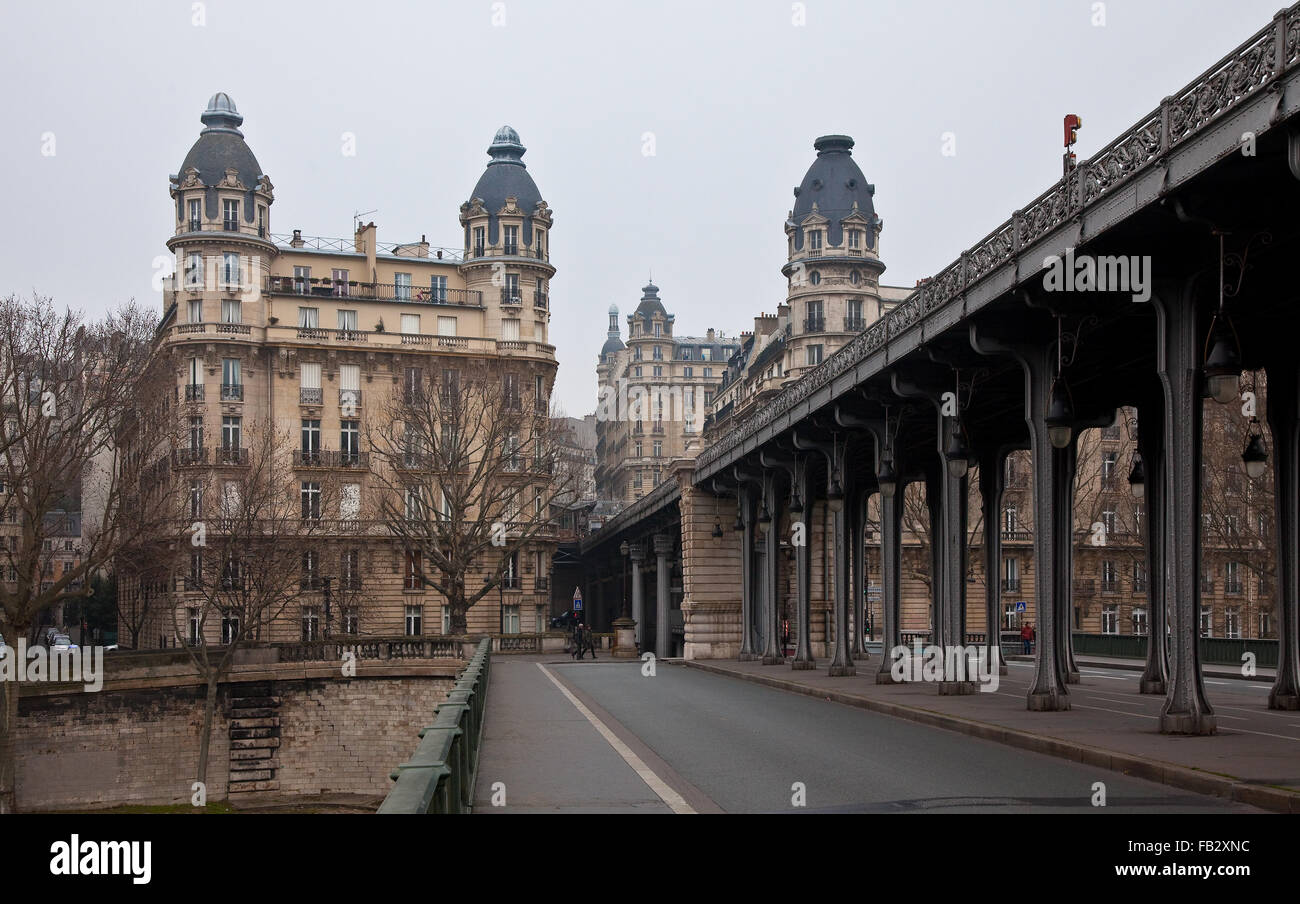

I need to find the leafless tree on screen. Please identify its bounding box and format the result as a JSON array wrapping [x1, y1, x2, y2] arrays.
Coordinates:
[[368, 361, 575, 635], [165, 420, 346, 789], [0, 294, 170, 814]]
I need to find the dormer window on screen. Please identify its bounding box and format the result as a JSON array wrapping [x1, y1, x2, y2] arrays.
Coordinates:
[[188, 200, 201, 232], [653, 321, 662, 337], [809, 230, 822, 251], [503, 225, 519, 255], [222, 199, 239, 232], [848, 230, 860, 249], [473, 227, 485, 256]]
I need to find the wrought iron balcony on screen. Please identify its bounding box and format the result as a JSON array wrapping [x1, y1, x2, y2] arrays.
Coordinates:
[[184, 384, 205, 402], [844, 316, 865, 331], [216, 446, 248, 465], [500, 289, 523, 306], [1001, 579, 1021, 593], [173, 447, 207, 467], [803, 316, 826, 334], [339, 389, 362, 408], [534, 291, 548, 309], [220, 383, 244, 401], [299, 387, 323, 405]]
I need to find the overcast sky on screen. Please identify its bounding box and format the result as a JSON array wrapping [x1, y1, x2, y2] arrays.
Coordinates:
[[0, 0, 1282, 415]]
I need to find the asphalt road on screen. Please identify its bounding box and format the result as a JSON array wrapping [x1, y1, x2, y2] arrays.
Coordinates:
[[473, 656, 1265, 813]]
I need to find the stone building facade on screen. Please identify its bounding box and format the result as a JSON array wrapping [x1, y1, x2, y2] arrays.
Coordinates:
[[594, 283, 740, 505], [118, 93, 561, 645]]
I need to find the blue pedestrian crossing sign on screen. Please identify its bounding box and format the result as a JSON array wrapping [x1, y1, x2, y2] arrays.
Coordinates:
[[573, 586, 583, 611], [1016, 601, 1027, 613]]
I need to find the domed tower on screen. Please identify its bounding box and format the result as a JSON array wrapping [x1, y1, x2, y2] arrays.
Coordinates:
[[597, 303, 625, 386], [459, 126, 556, 355], [781, 134, 886, 379], [167, 93, 276, 322]]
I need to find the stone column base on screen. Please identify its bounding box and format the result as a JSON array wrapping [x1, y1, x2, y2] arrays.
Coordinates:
[[1268, 692, 1300, 711], [1159, 712, 1216, 735], [790, 659, 816, 671], [1139, 678, 1167, 694], [828, 664, 857, 677], [611, 617, 638, 659], [761, 655, 786, 665], [938, 680, 979, 695], [875, 671, 899, 684], [1027, 691, 1071, 711], [737, 652, 761, 662]]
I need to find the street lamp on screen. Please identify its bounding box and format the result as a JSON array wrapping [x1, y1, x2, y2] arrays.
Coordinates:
[[1127, 453, 1145, 499], [944, 420, 970, 479], [1203, 232, 1242, 405], [1044, 316, 1074, 449], [877, 456, 898, 499], [1242, 420, 1268, 478], [757, 501, 772, 535]]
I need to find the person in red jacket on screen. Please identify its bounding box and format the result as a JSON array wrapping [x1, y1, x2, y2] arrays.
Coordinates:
[[1021, 622, 1035, 654]]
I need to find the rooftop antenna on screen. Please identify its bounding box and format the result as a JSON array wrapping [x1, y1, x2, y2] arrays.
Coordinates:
[[353, 208, 378, 232]]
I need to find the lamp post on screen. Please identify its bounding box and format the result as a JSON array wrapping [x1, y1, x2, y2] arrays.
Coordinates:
[[613, 542, 637, 658]]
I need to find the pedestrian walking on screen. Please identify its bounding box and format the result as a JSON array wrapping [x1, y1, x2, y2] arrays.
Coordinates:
[[583, 623, 598, 660], [1020, 621, 1032, 654]]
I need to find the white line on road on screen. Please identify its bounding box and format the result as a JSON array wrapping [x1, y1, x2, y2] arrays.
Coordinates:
[[536, 663, 696, 814]]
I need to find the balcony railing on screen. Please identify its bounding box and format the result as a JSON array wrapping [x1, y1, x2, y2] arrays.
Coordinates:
[[265, 276, 482, 307], [1225, 580, 1243, 594], [299, 388, 323, 405], [844, 316, 865, 331], [463, 244, 547, 261], [184, 384, 205, 402], [803, 316, 826, 333], [1001, 528, 1032, 541], [534, 291, 548, 309], [216, 446, 248, 466], [173, 447, 207, 467], [1001, 579, 1021, 593], [220, 383, 244, 401], [535, 576, 550, 591], [339, 389, 362, 408], [500, 289, 523, 306], [293, 449, 369, 470]]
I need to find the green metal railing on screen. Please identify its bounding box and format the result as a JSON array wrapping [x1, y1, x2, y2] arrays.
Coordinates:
[[378, 638, 491, 813], [1070, 633, 1278, 668]]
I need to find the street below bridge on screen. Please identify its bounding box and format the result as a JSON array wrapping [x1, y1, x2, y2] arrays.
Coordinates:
[[473, 655, 1273, 814]]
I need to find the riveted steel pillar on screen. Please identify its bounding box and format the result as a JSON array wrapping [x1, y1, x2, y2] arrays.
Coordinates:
[[791, 459, 815, 670], [653, 534, 672, 658], [1138, 402, 1170, 694], [937, 424, 972, 693], [760, 469, 785, 665], [1268, 360, 1300, 710], [877, 467, 905, 684], [737, 488, 760, 661], [1056, 434, 1081, 684], [1153, 289, 1215, 735], [1026, 348, 1070, 711], [851, 488, 868, 660], [828, 437, 856, 677], [978, 446, 1009, 676], [629, 542, 646, 650]]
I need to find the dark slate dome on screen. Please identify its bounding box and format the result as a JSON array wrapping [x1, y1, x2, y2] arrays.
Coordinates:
[[468, 126, 543, 245], [176, 93, 265, 224], [790, 135, 877, 249], [632, 282, 669, 321], [600, 336, 626, 357]]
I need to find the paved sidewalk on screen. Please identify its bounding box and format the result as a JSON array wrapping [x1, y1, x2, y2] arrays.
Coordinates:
[[680, 655, 1300, 813]]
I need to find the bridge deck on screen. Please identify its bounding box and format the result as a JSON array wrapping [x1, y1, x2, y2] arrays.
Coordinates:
[[473, 655, 1271, 813]]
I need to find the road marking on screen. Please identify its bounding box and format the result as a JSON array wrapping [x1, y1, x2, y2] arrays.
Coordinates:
[[536, 663, 696, 814]]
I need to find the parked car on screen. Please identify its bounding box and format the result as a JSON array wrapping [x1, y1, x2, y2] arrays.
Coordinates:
[[50, 634, 78, 653], [549, 610, 579, 630]]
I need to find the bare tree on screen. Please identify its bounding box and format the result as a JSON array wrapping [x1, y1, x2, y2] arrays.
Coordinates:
[[165, 420, 344, 788], [0, 294, 170, 814], [368, 361, 575, 635]]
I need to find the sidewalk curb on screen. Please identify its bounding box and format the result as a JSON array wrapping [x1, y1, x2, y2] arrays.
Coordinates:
[[678, 660, 1300, 814]]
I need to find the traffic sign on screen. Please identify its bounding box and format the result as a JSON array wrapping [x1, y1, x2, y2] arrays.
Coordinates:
[[1016, 601, 1027, 612], [573, 586, 583, 611]]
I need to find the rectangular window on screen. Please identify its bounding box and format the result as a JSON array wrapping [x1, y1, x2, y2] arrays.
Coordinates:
[[301, 418, 321, 456], [1225, 606, 1241, 639], [431, 275, 448, 303], [437, 315, 457, 337], [502, 318, 520, 341], [701, 348, 712, 362], [337, 309, 359, 332], [222, 199, 239, 231], [809, 230, 822, 250], [221, 415, 241, 451], [683, 366, 693, 378], [653, 322, 662, 338], [502, 605, 520, 634], [1101, 604, 1119, 635], [221, 252, 240, 287], [1133, 608, 1148, 635], [848, 229, 860, 249], [505, 274, 520, 301], [298, 307, 319, 329], [188, 199, 201, 231], [404, 550, 422, 592], [189, 416, 204, 452], [703, 368, 712, 379], [806, 345, 823, 367], [293, 265, 311, 294], [301, 550, 319, 591], [221, 298, 241, 324], [300, 363, 322, 404], [340, 482, 360, 520], [189, 480, 202, 519], [301, 607, 320, 642], [503, 225, 519, 255], [1200, 606, 1212, 637], [400, 313, 420, 335], [221, 358, 242, 400], [394, 272, 412, 301], [188, 607, 201, 645], [473, 227, 485, 256], [406, 605, 423, 636], [301, 482, 321, 519], [332, 268, 349, 296], [185, 253, 203, 289], [187, 298, 203, 324]]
